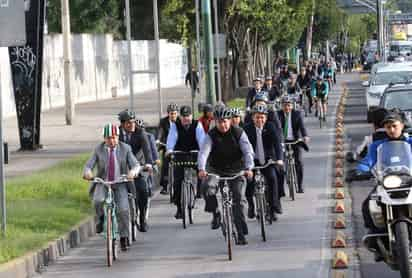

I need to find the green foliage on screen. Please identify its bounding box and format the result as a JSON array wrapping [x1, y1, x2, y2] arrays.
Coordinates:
[[0, 154, 92, 264], [312, 0, 344, 46], [47, 0, 122, 38]]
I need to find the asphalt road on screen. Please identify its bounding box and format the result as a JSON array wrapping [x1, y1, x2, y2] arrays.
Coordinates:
[[344, 75, 400, 277], [35, 79, 347, 278]]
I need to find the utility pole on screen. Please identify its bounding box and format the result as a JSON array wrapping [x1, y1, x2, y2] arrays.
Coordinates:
[[195, 0, 202, 99], [201, 0, 216, 105], [306, 0, 315, 60], [0, 69, 5, 237], [125, 0, 134, 112], [61, 0, 74, 125], [212, 0, 222, 102], [153, 0, 163, 119]]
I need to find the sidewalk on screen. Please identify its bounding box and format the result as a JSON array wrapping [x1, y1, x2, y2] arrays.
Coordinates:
[[4, 85, 202, 178]]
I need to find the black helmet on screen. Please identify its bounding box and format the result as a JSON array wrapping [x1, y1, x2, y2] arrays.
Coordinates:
[[167, 103, 179, 113], [135, 119, 145, 128], [252, 104, 268, 114], [202, 103, 213, 113], [180, 105, 192, 117], [118, 109, 136, 122], [253, 91, 269, 103], [231, 107, 241, 117], [214, 107, 232, 120]]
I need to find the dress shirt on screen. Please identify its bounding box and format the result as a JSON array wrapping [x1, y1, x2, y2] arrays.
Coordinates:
[[255, 127, 265, 165]]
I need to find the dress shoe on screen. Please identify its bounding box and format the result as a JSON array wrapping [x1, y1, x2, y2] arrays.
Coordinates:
[[120, 237, 128, 251], [139, 221, 148, 232], [237, 234, 248, 245], [160, 188, 168, 195], [247, 206, 256, 219], [274, 207, 283, 215], [95, 216, 104, 234], [272, 212, 278, 222], [211, 211, 221, 230], [175, 208, 183, 219], [297, 188, 304, 193]]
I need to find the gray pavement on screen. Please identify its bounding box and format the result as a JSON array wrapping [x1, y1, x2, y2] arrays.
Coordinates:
[[33, 77, 350, 278], [3, 85, 202, 178], [344, 76, 399, 277]]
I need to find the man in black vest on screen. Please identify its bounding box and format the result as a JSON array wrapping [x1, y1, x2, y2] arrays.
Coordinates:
[[118, 109, 153, 232], [277, 96, 310, 193], [158, 103, 179, 194], [198, 107, 254, 245], [244, 104, 284, 221], [167, 105, 205, 219]]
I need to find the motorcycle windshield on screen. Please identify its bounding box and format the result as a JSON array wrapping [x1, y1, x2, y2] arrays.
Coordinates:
[[376, 141, 412, 177]]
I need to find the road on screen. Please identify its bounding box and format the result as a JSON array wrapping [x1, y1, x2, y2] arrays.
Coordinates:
[[35, 79, 347, 278], [344, 75, 400, 277]]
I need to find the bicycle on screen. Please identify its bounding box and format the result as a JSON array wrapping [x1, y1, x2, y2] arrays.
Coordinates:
[[314, 95, 326, 128], [253, 160, 277, 242], [283, 140, 302, 201], [208, 172, 244, 261], [169, 150, 198, 229], [92, 175, 129, 267], [300, 87, 309, 117], [156, 141, 174, 203]]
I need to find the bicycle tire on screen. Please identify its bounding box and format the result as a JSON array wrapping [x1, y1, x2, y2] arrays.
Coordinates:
[[129, 199, 137, 243], [291, 163, 299, 195], [106, 208, 113, 267], [181, 182, 187, 229], [319, 103, 323, 128], [225, 206, 233, 261], [188, 183, 195, 225], [257, 195, 266, 242], [287, 164, 295, 201], [169, 164, 174, 204]]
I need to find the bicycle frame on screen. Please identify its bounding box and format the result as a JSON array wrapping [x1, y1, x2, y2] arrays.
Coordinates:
[[284, 141, 301, 201]]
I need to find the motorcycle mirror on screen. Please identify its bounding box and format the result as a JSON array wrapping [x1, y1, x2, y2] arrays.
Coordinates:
[[345, 151, 357, 163]]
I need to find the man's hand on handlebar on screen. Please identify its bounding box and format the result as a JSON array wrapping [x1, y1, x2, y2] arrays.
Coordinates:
[[83, 170, 94, 181], [198, 170, 208, 179], [244, 170, 253, 179]]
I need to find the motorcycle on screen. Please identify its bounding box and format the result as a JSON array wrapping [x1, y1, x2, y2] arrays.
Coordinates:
[[362, 140, 412, 278]]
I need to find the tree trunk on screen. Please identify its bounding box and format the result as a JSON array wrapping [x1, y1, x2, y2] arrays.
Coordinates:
[[306, 0, 315, 60]]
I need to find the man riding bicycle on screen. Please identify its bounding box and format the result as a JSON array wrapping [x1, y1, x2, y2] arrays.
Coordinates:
[[244, 104, 284, 221], [246, 76, 264, 111], [296, 67, 313, 113], [83, 123, 140, 251], [118, 110, 153, 233], [311, 76, 329, 121], [167, 105, 205, 219], [198, 106, 254, 245]]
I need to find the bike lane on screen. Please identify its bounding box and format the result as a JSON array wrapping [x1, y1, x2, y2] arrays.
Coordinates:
[[35, 76, 353, 278]]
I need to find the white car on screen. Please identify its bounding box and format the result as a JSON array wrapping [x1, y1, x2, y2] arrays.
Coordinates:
[[364, 64, 412, 110]]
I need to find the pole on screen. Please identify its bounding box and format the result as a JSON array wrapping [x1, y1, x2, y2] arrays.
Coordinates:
[[125, 0, 134, 112], [201, 0, 216, 105], [195, 0, 202, 99], [153, 0, 163, 119], [378, 0, 385, 62], [61, 0, 74, 125], [212, 0, 222, 102], [187, 46, 195, 112], [0, 69, 5, 237]]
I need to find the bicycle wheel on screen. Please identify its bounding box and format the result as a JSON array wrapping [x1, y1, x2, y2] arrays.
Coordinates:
[[169, 164, 174, 203], [106, 208, 114, 267], [188, 183, 195, 225], [291, 163, 299, 195], [287, 164, 295, 201], [224, 206, 233, 261], [256, 194, 266, 242], [181, 182, 187, 229], [129, 198, 138, 243], [319, 103, 323, 128]]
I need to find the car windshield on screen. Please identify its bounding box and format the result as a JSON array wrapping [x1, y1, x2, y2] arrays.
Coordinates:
[[376, 141, 412, 177], [373, 71, 412, 85], [383, 90, 412, 110]]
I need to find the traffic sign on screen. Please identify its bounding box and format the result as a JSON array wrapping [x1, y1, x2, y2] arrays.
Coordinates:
[[0, 0, 26, 47], [388, 13, 412, 24]]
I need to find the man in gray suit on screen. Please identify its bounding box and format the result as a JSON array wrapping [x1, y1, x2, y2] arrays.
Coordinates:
[[83, 123, 140, 251]]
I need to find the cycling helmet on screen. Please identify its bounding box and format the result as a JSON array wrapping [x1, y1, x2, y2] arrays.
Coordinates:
[[135, 119, 145, 128], [281, 95, 294, 104], [214, 107, 232, 120], [231, 107, 242, 117], [167, 103, 179, 113], [253, 76, 263, 82], [253, 91, 269, 103], [118, 109, 135, 122], [202, 103, 213, 113], [252, 104, 268, 114], [180, 105, 192, 117], [102, 123, 120, 138]]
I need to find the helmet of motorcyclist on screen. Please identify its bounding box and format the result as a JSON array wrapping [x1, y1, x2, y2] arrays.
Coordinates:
[[167, 103, 179, 113], [118, 109, 136, 123]]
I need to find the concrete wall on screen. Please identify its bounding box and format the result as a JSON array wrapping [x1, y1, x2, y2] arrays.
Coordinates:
[[0, 34, 187, 117]]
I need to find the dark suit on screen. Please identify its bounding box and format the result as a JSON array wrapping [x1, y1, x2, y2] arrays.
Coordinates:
[[244, 122, 283, 213], [246, 88, 264, 109], [158, 116, 173, 190], [244, 109, 283, 137], [277, 110, 308, 191]]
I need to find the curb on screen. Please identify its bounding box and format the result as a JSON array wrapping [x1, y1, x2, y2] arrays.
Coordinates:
[[0, 216, 95, 278]]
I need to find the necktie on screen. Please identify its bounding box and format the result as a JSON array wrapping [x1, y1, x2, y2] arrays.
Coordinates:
[[108, 147, 115, 181], [256, 128, 265, 165], [283, 113, 289, 138]]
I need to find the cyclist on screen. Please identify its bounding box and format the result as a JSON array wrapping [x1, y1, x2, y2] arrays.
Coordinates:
[[296, 67, 313, 113], [158, 103, 179, 195], [118, 110, 153, 233], [244, 105, 284, 221], [263, 75, 281, 101], [83, 123, 140, 251], [325, 62, 334, 89], [198, 106, 254, 245], [167, 105, 205, 219], [231, 107, 243, 128], [246, 76, 264, 111], [311, 76, 329, 121], [198, 103, 214, 133], [277, 96, 309, 193], [244, 92, 282, 133]]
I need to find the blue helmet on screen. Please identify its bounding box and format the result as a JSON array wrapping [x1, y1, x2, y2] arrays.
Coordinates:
[[253, 91, 269, 104]]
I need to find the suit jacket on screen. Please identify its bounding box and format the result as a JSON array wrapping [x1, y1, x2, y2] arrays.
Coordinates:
[[244, 122, 283, 163], [119, 127, 153, 165], [244, 110, 282, 134], [277, 110, 308, 141], [158, 116, 172, 144], [246, 88, 264, 108], [83, 141, 139, 179], [146, 132, 159, 161]]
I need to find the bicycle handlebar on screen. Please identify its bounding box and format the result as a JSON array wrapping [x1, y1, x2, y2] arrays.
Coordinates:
[[207, 171, 245, 181], [169, 150, 199, 155], [92, 175, 129, 186], [283, 139, 304, 146], [252, 160, 277, 170]]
